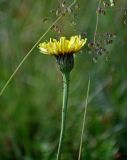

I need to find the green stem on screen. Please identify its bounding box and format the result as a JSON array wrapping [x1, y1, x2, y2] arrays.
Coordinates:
[[57, 72, 70, 160], [78, 78, 90, 160]]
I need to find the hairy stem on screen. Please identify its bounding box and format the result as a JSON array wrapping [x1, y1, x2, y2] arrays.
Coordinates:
[[57, 72, 70, 160]]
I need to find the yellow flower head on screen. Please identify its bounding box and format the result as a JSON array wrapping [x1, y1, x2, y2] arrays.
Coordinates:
[[38, 35, 87, 55]]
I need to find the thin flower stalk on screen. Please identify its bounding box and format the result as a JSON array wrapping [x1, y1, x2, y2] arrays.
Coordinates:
[[57, 72, 70, 160]]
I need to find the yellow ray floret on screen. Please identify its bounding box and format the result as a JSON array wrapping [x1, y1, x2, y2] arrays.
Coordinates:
[[38, 35, 87, 55]]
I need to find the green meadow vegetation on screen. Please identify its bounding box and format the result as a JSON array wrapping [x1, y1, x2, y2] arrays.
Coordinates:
[[0, 0, 127, 159]]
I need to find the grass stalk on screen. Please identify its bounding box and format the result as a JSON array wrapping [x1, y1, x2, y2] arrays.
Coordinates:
[[0, 15, 62, 97], [0, 0, 76, 97], [78, 78, 91, 160]]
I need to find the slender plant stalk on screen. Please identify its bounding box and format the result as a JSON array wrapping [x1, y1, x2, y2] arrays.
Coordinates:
[[78, 78, 91, 160], [93, 0, 101, 44], [0, 15, 62, 97], [57, 72, 70, 160]]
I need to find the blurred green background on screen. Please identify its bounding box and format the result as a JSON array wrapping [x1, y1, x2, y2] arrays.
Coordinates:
[[0, 0, 127, 159]]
